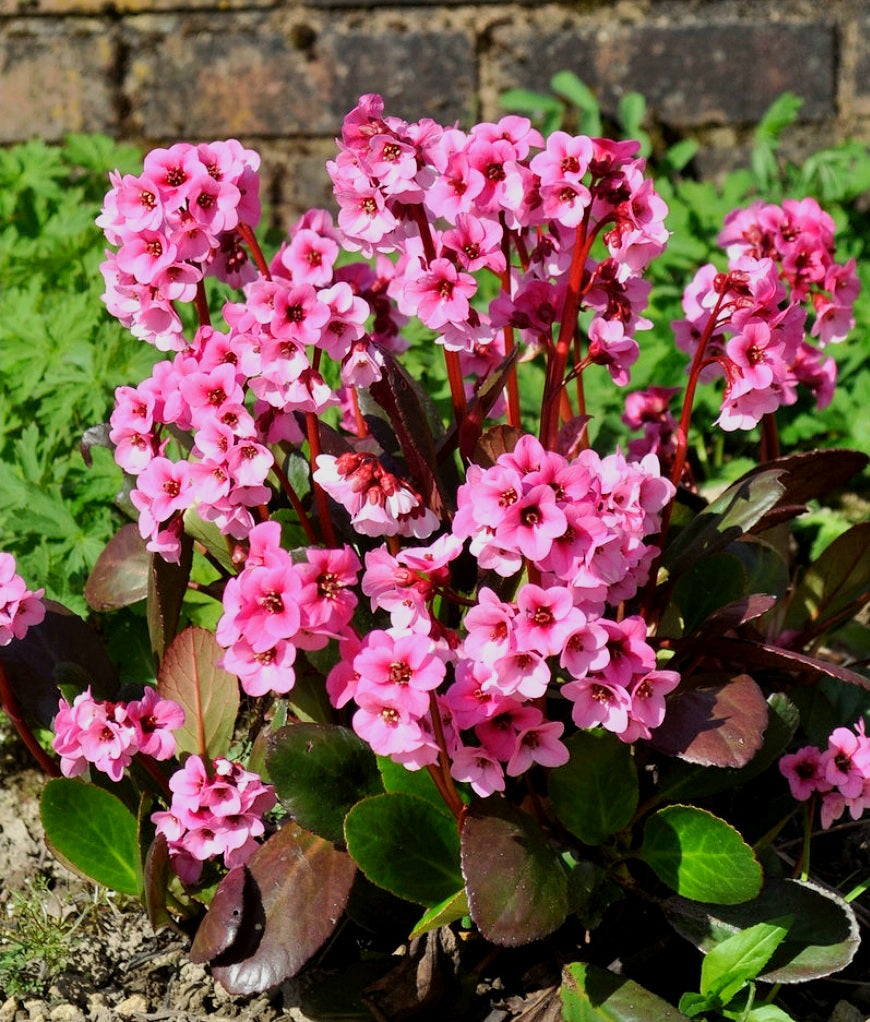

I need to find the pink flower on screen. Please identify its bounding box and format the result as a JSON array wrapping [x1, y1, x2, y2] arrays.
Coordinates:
[[0, 553, 45, 646]]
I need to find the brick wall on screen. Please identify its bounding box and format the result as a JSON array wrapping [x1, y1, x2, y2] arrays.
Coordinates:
[[1, 0, 867, 223]]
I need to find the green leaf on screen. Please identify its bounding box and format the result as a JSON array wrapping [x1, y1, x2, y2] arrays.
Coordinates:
[[409, 888, 469, 939], [266, 724, 383, 844], [618, 91, 646, 135], [157, 626, 239, 760], [700, 919, 791, 1006], [561, 962, 691, 1021], [668, 552, 749, 635], [755, 93, 803, 145], [549, 730, 638, 845], [344, 793, 461, 907], [499, 88, 563, 116], [661, 470, 786, 580], [664, 878, 860, 984], [461, 798, 568, 946], [783, 522, 870, 636], [377, 755, 448, 810], [40, 779, 142, 895], [640, 806, 762, 904]]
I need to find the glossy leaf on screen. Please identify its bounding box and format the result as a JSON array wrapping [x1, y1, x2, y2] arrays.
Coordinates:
[[143, 832, 172, 931], [266, 723, 383, 844], [783, 522, 870, 636], [0, 600, 120, 727], [377, 755, 447, 810], [182, 505, 236, 573], [409, 889, 469, 940], [657, 692, 799, 801], [669, 552, 749, 636], [640, 806, 761, 904], [157, 626, 239, 759], [661, 469, 785, 580], [192, 821, 357, 996], [368, 348, 450, 516], [344, 793, 462, 907], [664, 879, 859, 983], [40, 778, 142, 895], [747, 449, 868, 523], [561, 962, 691, 1021], [83, 523, 150, 611], [700, 919, 791, 1005], [706, 637, 870, 691], [461, 798, 568, 946], [549, 731, 638, 845], [147, 529, 193, 660], [648, 674, 768, 768]]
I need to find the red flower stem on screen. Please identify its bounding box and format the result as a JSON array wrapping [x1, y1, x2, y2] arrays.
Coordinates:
[[669, 290, 729, 493], [237, 222, 272, 280], [193, 279, 211, 328], [350, 386, 369, 437], [306, 411, 336, 548], [540, 216, 594, 451], [500, 220, 522, 428], [760, 411, 781, 462], [269, 460, 319, 545], [138, 753, 172, 799], [411, 203, 468, 426], [0, 661, 60, 777], [428, 691, 464, 820]]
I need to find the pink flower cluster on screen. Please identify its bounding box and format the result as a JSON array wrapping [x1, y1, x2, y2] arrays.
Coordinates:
[[780, 722, 870, 829], [216, 521, 361, 696], [99, 140, 262, 351], [317, 435, 680, 795], [327, 94, 668, 390], [52, 686, 184, 781], [152, 755, 276, 884], [0, 552, 45, 646], [674, 197, 858, 431]]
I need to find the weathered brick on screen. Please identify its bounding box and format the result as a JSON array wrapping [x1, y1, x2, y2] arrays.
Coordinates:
[[0, 0, 270, 14], [855, 13, 870, 116], [0, 19, 115, 142], [122, 12, 476, 139], [490, 19, 836, 128]]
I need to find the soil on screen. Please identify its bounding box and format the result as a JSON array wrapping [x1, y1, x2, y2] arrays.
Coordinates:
[[0, 734, 302, 1022]]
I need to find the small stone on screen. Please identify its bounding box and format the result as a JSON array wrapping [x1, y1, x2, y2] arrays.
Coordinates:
[[0, 998, 17, 1022], [114, 994, 149, 1017], [21, 1002, 47, 1022], [48, 1005, 84, 1022]]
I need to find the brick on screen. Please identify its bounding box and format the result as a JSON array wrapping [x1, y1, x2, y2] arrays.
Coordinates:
[[490, 19, 836, 128], [855, 14, 870, 116], [122, 12, 476, 139], [0, 19, 115, 142]]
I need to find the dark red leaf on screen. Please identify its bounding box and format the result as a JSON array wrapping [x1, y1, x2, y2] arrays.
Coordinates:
[[84, 524, 150, 611], [194, 822, 357, 995], [648, 674, 768, 768], [0, 601, 119, 727]]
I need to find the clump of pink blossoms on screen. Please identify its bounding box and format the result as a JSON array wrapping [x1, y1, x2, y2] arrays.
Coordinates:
[[780, 720, 870, 829], [152, 755, 277, 884], [52, 686, 185, 781], [0, 552, 45, 646]]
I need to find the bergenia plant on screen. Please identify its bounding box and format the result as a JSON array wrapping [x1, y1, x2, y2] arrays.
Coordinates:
[[1, 94, 867, 1019]]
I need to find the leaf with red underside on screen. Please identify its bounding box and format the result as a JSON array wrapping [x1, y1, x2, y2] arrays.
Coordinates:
[[191, 822, 357, 996], [704, 637, 870, 691], [0, 600, 119, 727], [156, 627, 239, 759], [461, 798, 568, 947], [147, 529, 193, 660], [747, 448, 868, 531], [649, 674, 768, 768], [84, 523, 151, 611], [368, 348, 450, 517]]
